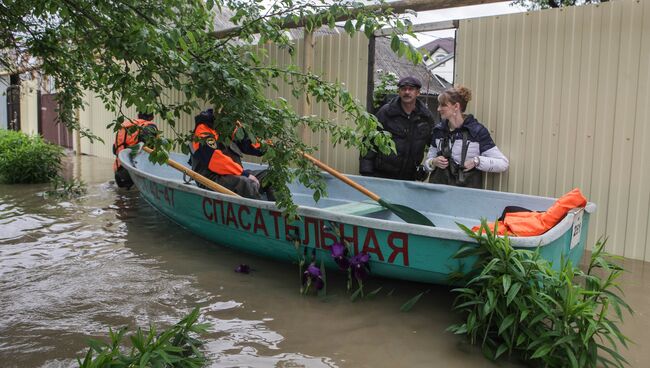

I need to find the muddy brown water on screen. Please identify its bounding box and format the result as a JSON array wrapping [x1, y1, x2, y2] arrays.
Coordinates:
[[0, 155, 648, 367]]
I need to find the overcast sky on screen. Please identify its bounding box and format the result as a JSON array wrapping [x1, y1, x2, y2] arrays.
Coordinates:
[[406, 1, 527, 46]]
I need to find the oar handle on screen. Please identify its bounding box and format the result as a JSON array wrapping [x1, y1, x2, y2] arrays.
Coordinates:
[[141, 146, 240, 197], [301, 152, 380, 202]]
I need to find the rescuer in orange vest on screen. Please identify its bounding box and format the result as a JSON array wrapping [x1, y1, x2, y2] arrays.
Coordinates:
[[112, 112, 158, 189], [189, 108, 274, 200]]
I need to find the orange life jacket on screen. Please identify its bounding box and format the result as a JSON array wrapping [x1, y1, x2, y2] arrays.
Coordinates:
[[192, 123, 245, 176], [473, 188, 587, 236], [112, 118, 157, 171]]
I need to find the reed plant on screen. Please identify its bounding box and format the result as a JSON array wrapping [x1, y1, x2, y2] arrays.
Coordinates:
[[0, 130, 63, 184], [46, 176, 87, 198], [448, 221, 632, 368], [78, 308, 209, 368]]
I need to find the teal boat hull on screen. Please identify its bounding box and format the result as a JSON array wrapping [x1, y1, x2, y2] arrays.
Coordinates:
[[121, 150, 595, 285]]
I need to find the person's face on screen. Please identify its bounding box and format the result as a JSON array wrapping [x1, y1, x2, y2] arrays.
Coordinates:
[[398, 85, 420, 104], [437, 101, 461, 121]]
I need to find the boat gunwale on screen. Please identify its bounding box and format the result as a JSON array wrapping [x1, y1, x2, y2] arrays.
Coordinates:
[[121, 149, 595, 248]]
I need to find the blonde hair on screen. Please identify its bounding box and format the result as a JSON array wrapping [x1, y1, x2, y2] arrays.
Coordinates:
[[438, 85, 472, 112]]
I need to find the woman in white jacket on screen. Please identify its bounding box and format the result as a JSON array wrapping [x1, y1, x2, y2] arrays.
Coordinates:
[[424, 86, 508, 188]]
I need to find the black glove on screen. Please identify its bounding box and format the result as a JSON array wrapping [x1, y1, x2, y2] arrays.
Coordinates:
[[414, 165, 428, 181]]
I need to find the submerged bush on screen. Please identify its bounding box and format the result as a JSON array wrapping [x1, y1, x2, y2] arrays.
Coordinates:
[[45, 176, 87, 198], [78, 308, 209, 368], [448, 221, 632, 368], [0, 130, 64, 184]]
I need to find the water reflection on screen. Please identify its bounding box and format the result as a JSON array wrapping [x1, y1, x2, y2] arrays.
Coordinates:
[[1, 155, 648, 367]]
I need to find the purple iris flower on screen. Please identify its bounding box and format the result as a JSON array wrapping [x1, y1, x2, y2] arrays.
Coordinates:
[[330, 242, 350, 270], [350, 252, 370, 281], [302, 262, 324, 290], [235, 264, 250, 274]]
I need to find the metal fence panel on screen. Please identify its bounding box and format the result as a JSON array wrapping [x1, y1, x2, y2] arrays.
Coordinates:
[[456, 0, 650, 260]]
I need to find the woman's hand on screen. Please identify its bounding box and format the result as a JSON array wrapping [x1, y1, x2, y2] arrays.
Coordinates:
[[463, 157, 478, 172], [432, 156, 449, 169], [248, 174, 260, 191]]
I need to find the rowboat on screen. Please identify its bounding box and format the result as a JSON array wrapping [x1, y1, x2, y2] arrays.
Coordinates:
[[119, 149, 596, 285]]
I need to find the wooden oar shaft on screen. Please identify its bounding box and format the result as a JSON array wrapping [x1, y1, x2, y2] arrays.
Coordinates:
[[301, 152, 380, 202], [142, 146, 239, 197]]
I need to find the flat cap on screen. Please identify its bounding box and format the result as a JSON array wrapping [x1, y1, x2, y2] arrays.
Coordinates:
[[397, 76, 422, 89]]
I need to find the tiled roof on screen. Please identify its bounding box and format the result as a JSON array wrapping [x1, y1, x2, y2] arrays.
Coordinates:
[[421, 37, 455, 54], [374, 36, 450, 94]]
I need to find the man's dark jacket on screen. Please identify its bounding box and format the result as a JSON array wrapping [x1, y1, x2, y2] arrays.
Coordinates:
[[359, 97, 434, 180]]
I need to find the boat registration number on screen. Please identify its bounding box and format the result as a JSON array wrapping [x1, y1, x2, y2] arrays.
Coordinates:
[[570, 209, 584, 249]]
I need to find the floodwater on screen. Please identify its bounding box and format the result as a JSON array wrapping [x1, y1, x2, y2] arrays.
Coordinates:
[[0, 155, 648, 368]]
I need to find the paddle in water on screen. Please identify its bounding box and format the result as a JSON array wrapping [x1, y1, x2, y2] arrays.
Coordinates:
[[301, 152, 435, 227]]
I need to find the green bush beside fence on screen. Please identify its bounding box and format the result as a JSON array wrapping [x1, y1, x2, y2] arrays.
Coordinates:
[[0, 129, 64, 184]]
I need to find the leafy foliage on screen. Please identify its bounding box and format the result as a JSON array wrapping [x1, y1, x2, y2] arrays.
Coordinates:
[[511, 0, 604, 11], [448, 220, 632, 368], [45, 176, 87, 198], [78, 308, 210, 368], [1, 0, 424, 211], [0, 129, 63, 184], [372, 70, 399, 110]]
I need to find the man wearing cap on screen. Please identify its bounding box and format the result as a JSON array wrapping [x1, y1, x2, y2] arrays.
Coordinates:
[[359, 76, 434, 180]]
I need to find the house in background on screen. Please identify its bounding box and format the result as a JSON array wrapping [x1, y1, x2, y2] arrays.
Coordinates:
[[421, 37, 455, 83]]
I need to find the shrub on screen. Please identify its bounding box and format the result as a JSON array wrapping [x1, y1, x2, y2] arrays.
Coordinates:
[[0, 129, 64, 184], [448, 221, 632, 368]]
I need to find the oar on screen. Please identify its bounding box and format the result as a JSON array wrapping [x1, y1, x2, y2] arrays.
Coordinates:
[[301, 152, 435, 227], [141, 146, 240, 197]]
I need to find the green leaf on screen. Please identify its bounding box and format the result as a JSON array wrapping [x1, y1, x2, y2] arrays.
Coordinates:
[[400, 291, 427, 312], [502, 274, 511, 294], [506, 283, 521, 306], [318, 259, 327, 297], [178, 36, 188, 51], [530, 344, 552, 359], [495, 344, 508, 359], [519, 309, 529, 322], [563, 346, 578, 368], [350, 287, 363, 302], [498, 314, 516, 335], [344, 20, 354, 34], [516, 334, 526, 347], [366, 286, 383, 298], [390, 34, 400, 52]]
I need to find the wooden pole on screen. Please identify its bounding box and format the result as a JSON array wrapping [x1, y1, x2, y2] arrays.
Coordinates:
[[300, 31, 314, 143], [75, 108, 81, 158], [141, 147, 239, 197]]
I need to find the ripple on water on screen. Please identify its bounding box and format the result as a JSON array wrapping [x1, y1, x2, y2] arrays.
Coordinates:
[[1, 174, 336, 368]]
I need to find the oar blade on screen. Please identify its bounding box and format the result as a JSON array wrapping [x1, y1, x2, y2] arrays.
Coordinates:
[[378, 199, 435, 227]]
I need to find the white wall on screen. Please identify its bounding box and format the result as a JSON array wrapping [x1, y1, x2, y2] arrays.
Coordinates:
[[0, 76, 8, 130]]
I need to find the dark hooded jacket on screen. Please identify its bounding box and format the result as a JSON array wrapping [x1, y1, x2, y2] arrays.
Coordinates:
[[359, 97, 434, 180]]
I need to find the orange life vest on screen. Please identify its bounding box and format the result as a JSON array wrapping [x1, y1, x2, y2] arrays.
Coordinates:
[[473, 188, 587, 236], [192, 123, 245, 176], [113, 118, 157, 171]]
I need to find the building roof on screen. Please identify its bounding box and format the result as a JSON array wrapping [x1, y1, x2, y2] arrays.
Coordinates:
[[421, 37, 455, 55], [213, 8, 236, 30], [373, 36, 450, 94]]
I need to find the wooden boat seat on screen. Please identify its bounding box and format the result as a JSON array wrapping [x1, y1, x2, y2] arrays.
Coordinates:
[[325, 200, 386, 216]]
